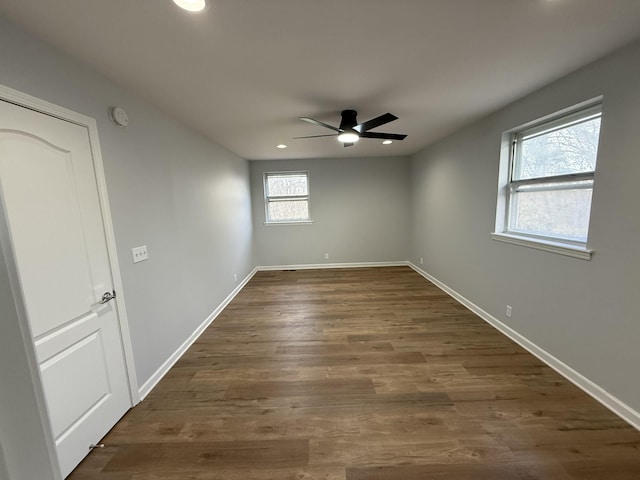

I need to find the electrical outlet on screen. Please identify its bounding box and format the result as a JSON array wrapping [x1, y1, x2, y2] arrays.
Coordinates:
[[420, 257, 424, 265], [324, 253, 329, 260], [131, 245, 148, 263], [234, 273, 238, 282], [506, 305, 512, 318]]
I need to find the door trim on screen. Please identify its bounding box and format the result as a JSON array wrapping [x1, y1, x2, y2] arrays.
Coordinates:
[[0, 84, 139, 402]]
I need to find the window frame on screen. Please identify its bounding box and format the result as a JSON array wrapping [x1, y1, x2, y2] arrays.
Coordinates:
[[492, 99, 602, 260], [263, 171, 313, 225]]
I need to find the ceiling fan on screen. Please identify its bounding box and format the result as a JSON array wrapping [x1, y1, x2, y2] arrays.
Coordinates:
[[295, 110, 407, 147]]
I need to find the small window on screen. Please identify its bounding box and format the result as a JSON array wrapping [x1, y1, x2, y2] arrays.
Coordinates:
[[494, 102, 602, 257], [264, 172, 311, 224]]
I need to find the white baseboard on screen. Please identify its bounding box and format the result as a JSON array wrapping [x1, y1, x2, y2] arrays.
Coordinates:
[[408, 263, 640, 431], [257, 261, 408, 271], [137, 267, 258, 400]]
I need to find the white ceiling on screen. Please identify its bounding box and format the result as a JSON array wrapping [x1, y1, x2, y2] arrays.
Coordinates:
[[2, 0, 640, 160]]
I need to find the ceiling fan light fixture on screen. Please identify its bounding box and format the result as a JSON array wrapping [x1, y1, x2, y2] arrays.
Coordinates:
[[337, 130, 360, 143], [172, 0, 207, 12], [382, 140, 393, 145]]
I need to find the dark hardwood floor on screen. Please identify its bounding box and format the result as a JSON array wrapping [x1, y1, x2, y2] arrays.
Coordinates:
[[69, 266, 640, 479]]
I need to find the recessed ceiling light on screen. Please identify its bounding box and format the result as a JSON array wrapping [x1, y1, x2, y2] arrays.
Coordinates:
[[276, 144, 287, 149], [172, 0, 207, 13], [382, 140, 393, 145]]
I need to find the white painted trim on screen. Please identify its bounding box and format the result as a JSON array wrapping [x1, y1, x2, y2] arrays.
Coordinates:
[[0, 84, 140, 404], [257, 261, 408, 271], [263, 221, 314, 226], [491, 232, 592, 260], [138, 267, 258, 400], [86, 112, 140, 404], [408, 262, 640, 431]]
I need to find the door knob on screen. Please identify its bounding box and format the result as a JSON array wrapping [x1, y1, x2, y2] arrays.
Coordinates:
[[99, 290, 116, 304]]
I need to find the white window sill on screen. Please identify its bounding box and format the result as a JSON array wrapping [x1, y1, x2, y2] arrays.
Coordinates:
[[264, 220, 314, 226], [490, 232, 592, 260]]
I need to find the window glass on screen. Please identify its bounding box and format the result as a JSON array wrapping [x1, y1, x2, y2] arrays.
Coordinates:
[[266, 174, 308, 196], [509, 180, 593, 241], [514, 116, 600, 180], [267, 200, 309, 222]]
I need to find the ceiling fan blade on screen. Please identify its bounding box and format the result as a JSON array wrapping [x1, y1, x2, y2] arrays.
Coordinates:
[[360, 132, 407, 140], [293, 134, 338, 139], [355, 113, 398, 133], [299, 117, 341, 132]]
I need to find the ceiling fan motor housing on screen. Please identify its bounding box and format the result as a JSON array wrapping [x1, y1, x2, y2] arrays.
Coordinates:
[[339, 110, 358, 130]]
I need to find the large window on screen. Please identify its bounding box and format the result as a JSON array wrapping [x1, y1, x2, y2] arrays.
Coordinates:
[[264, 172, 311, 224], [493, 102, 602, 258]]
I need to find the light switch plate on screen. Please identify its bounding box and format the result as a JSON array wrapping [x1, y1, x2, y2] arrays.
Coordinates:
[[132, 245, 148, 263]]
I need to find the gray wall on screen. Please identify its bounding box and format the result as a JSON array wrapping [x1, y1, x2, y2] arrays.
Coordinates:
[[250, 156, 410, 266], [410, 39, 640, 412], [0, 18, 254, 390]]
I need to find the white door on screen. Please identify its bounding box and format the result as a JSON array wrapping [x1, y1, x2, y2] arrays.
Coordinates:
[[0, 99, 131, 478]]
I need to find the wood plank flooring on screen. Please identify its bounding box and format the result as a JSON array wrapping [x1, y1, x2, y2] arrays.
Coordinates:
[[68, 267, 640, 479]]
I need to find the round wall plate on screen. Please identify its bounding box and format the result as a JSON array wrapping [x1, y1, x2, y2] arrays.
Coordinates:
[[109, 106, 129, 127]]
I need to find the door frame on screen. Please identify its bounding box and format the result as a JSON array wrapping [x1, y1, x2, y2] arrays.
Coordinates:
[[0, 84, 140, 470]]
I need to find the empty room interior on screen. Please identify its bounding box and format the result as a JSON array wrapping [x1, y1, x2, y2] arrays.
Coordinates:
[[1, 1, 640, 479]]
